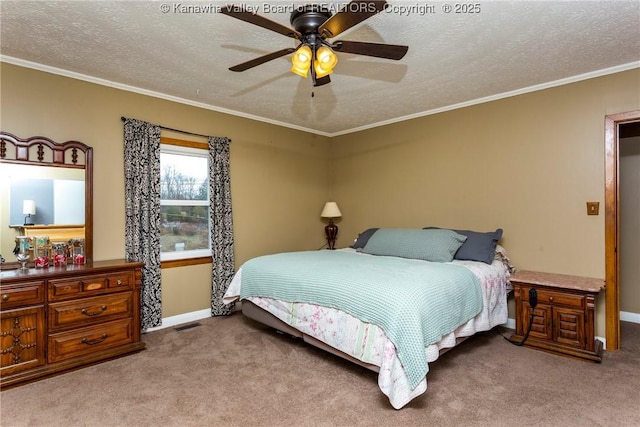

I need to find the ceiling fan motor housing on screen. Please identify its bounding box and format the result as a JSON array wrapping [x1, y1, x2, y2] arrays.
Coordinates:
[[290, 5, 332, 35]]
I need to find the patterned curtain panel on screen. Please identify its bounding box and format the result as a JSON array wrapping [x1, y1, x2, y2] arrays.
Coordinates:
[[209, 136, 235, 316], [123, 119, 163, 329]]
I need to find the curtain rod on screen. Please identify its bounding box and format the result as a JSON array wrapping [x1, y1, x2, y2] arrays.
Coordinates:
[[120, 116, 230, 141]]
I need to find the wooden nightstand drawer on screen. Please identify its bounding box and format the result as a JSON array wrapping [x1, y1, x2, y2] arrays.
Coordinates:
[[47, 318, 134, 363], [521, 286, 585, 309], [48, 292, 134, 331], [0, 282, 45, 310], [554, 307, 585, 348]]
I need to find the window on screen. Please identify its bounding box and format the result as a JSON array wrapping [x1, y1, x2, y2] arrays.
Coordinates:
[[160, 140, 210, 262]]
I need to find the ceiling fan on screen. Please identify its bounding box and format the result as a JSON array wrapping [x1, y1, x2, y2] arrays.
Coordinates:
[[221, 0, 409, 87]]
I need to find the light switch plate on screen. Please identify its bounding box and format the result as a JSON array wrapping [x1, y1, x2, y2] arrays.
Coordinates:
[[586, 202, 599, 215]]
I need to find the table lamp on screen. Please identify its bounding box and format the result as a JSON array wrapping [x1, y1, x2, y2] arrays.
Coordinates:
[[320, 201, 342, 250], [23, 200, 36, 226]]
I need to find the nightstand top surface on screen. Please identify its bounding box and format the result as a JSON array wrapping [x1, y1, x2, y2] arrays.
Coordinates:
[[510, 270, 605, 293]]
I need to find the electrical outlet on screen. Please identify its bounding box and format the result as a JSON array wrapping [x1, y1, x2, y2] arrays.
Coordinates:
[[586, 202, 599, 215]]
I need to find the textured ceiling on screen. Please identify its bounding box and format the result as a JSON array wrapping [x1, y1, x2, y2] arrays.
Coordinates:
[[1, 1, 639, 136]]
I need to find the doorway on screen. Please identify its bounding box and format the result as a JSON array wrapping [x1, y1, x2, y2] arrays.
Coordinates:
[[604, 110, 640, 351]]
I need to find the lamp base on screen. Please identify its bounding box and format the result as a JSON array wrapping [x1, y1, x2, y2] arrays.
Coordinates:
[[325, 220, 338, 250]]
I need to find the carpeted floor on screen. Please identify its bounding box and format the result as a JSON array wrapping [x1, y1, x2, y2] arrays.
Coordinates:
[[1, 314, 639, 426]]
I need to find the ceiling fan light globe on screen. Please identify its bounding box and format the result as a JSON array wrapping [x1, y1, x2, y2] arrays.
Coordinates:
[[291, 64, 310, 78], [291, 45, 312, 77], [314, 62, 333, 78], [292, 45, 312, 64], [316, 46, 338, 69]]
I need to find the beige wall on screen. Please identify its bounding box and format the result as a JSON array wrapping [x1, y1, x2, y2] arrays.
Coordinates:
[[620, 136, 640, 314], [330, 69, 640, 336], [0, 63, 332, 317], [2, 62, 639, 333]]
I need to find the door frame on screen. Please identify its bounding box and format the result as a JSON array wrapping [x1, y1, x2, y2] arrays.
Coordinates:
[[604, 110, 640, 351]]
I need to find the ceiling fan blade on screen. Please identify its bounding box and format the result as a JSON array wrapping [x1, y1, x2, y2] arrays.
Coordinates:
[[333, 40, 408, 60], [229, 48, 296, 72], [318, 0, 387, 38], [221, 5, 301, 39]]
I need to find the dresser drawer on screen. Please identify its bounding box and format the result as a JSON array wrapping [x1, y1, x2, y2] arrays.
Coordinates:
[[48, 292, 134, 331], [520, 285, 585, 309], [47, 318, 134, 363], [108, 272, 132, 289], [49, 272, 134, 300], [0, 281, 45, 310]]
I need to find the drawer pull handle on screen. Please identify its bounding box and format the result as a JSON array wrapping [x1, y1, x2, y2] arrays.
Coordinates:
[[2, 294, 8, 302], [117, 279, 122, 285], [81, 305, 107, 316], [81, 334, 108, 345], [549, 296, 554, 302]]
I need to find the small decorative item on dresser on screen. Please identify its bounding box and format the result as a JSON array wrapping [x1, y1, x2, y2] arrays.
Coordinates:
[[14, 236, 32, 269], [51, 242, 68, 266], [33, 236, 50, 268], [69, 238, 86, 264]]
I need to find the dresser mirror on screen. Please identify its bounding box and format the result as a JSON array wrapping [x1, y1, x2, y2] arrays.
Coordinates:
[[0, 132, 93, 268]]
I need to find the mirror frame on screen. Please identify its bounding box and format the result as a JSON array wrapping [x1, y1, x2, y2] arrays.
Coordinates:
[[0, 131, 93, 268]]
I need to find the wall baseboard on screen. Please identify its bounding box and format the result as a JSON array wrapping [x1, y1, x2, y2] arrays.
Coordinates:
[[504, 318, 516, 330], [143, 308, 212, 333], [620, 310, 640, 324]]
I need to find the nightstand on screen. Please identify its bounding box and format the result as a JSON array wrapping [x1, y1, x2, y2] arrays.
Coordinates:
[[509, 270, 605, 362]]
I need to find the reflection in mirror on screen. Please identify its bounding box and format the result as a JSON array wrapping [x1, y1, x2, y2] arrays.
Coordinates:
[[5, 165, 85, 226], [0, 132, 93, 269], [1, 164, 85, 258]]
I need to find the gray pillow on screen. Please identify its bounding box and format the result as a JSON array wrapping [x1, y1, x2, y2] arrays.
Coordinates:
[[360, 228, 467, 262], [424, 227, 503, 264], [351, 228, 379, 249]]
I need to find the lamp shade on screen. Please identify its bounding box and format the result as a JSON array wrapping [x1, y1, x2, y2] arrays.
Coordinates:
[[320, 202, 342, 218], [23, 200, 36, 215]]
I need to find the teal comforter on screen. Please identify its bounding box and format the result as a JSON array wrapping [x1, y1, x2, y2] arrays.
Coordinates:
[[240, 250, 483, 389]]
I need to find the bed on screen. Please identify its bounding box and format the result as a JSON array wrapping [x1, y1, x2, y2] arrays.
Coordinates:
[[223, 228, 514, 409]]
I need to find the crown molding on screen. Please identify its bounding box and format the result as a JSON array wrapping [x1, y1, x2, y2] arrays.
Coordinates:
[[2, 55, 638, 137]]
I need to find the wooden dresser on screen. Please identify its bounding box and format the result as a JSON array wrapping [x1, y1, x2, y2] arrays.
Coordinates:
[[0, 260, 146, 389], [510, 270, 605, 362]]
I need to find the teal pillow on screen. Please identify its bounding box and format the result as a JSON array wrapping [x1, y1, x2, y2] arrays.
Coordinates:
[[360, 228, 467, 262]]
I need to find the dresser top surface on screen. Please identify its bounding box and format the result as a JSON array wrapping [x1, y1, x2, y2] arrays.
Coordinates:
[[0, 259, 143, 282]]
